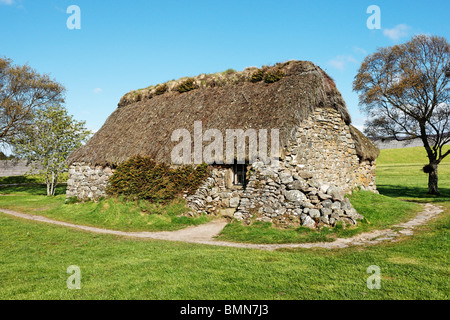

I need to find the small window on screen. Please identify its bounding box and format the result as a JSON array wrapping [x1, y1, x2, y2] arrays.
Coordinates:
[[233, 163, 247, 187]]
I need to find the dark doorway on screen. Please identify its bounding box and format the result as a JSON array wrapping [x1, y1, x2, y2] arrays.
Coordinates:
[[233, 163, 247, 187]]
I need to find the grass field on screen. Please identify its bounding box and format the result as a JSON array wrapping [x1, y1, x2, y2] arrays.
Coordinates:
[[0, 192, 210, 232], [0, 185, 422, 242], [376, 145, 450, 202], [376, 145, 450, 165], [0, 146, 448, 300], [0, 212, 448, 300]]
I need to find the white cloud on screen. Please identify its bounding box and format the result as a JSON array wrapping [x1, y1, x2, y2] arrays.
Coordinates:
[[353, 46, 367, 55], [0, 0, 14, 5], [383, 24, 410, 41], [54, 6, 66, 13], [328, 55, 358, 71], [353, 124, 365, 132], [352, 120, 366, 133], [93, 88, 103, 94]]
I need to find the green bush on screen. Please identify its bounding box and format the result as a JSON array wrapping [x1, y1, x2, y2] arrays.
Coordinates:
[[155, 83, 168, 95], [176, 78, 197, 93], [222, 68, 236, 75], [264, 70, 284, 83], [251, 69, 265, 83], [107, 155, 209, 202]]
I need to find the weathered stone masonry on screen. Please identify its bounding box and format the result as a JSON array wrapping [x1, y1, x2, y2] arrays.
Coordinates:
[[66, 107, 376, 229], [184, 107, 376, 228], [66, 164, 114, 200]]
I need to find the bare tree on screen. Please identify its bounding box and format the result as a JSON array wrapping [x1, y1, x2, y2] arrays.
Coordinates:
[[0, 57, 65, 146], [353, 35, 450, 195]]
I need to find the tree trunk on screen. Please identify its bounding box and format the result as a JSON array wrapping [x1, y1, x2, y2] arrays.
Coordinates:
[[46, 171, 51, 196], [51, 172, 58, 196], [50, 171, 56, 196], [428, 163, 440, 195]]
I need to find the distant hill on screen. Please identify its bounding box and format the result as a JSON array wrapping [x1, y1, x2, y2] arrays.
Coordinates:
[[371, 134, 449, 150]]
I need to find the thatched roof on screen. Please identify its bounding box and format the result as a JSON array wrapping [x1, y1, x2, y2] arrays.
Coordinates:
[[348, 125, 380, 161], [68, 60, 379, 167]]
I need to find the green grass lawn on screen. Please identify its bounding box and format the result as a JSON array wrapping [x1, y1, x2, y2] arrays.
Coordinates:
[[0, 183, 423, 244], [376, 146, 450, 202], [0, 204, 448, 300], [0, 146, 449, 299], [376, 145, 450, 165], [0, 185, 209, 232]]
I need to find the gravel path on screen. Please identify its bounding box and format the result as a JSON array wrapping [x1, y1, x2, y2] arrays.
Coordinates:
[[0, 203, 443, 251]]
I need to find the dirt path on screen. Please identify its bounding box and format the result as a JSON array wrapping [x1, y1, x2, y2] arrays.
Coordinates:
[[0, 203, 444, 251]]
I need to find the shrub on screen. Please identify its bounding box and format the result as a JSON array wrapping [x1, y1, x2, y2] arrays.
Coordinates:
[[251, 69, 265, 83], [107, 155, 209, 203], [222, 68, 236, 75], [177, 78, 197, 93], [264, 70, 284, 83], [155, 83, 168, 95]]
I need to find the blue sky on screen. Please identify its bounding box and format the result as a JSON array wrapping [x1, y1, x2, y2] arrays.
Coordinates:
[[1, 0, 449, 133]]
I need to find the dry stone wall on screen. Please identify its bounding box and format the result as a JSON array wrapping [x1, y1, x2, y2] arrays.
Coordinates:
[[288, 108, 376, 192], [0, 160, 42, 177], [66, 163, 114, 200], [184, 108, 377, 229]]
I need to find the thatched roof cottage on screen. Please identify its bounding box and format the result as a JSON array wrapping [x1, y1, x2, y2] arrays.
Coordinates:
[[67, 60, 379, 228]]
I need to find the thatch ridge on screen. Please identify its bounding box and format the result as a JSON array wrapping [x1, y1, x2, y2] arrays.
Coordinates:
[[118, 61, 341, 108], [68, 60, 378, 167]]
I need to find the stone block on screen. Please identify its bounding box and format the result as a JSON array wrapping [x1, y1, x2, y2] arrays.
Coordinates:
[[229, 197, 240, 208], [285, 190, 307, 202]]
